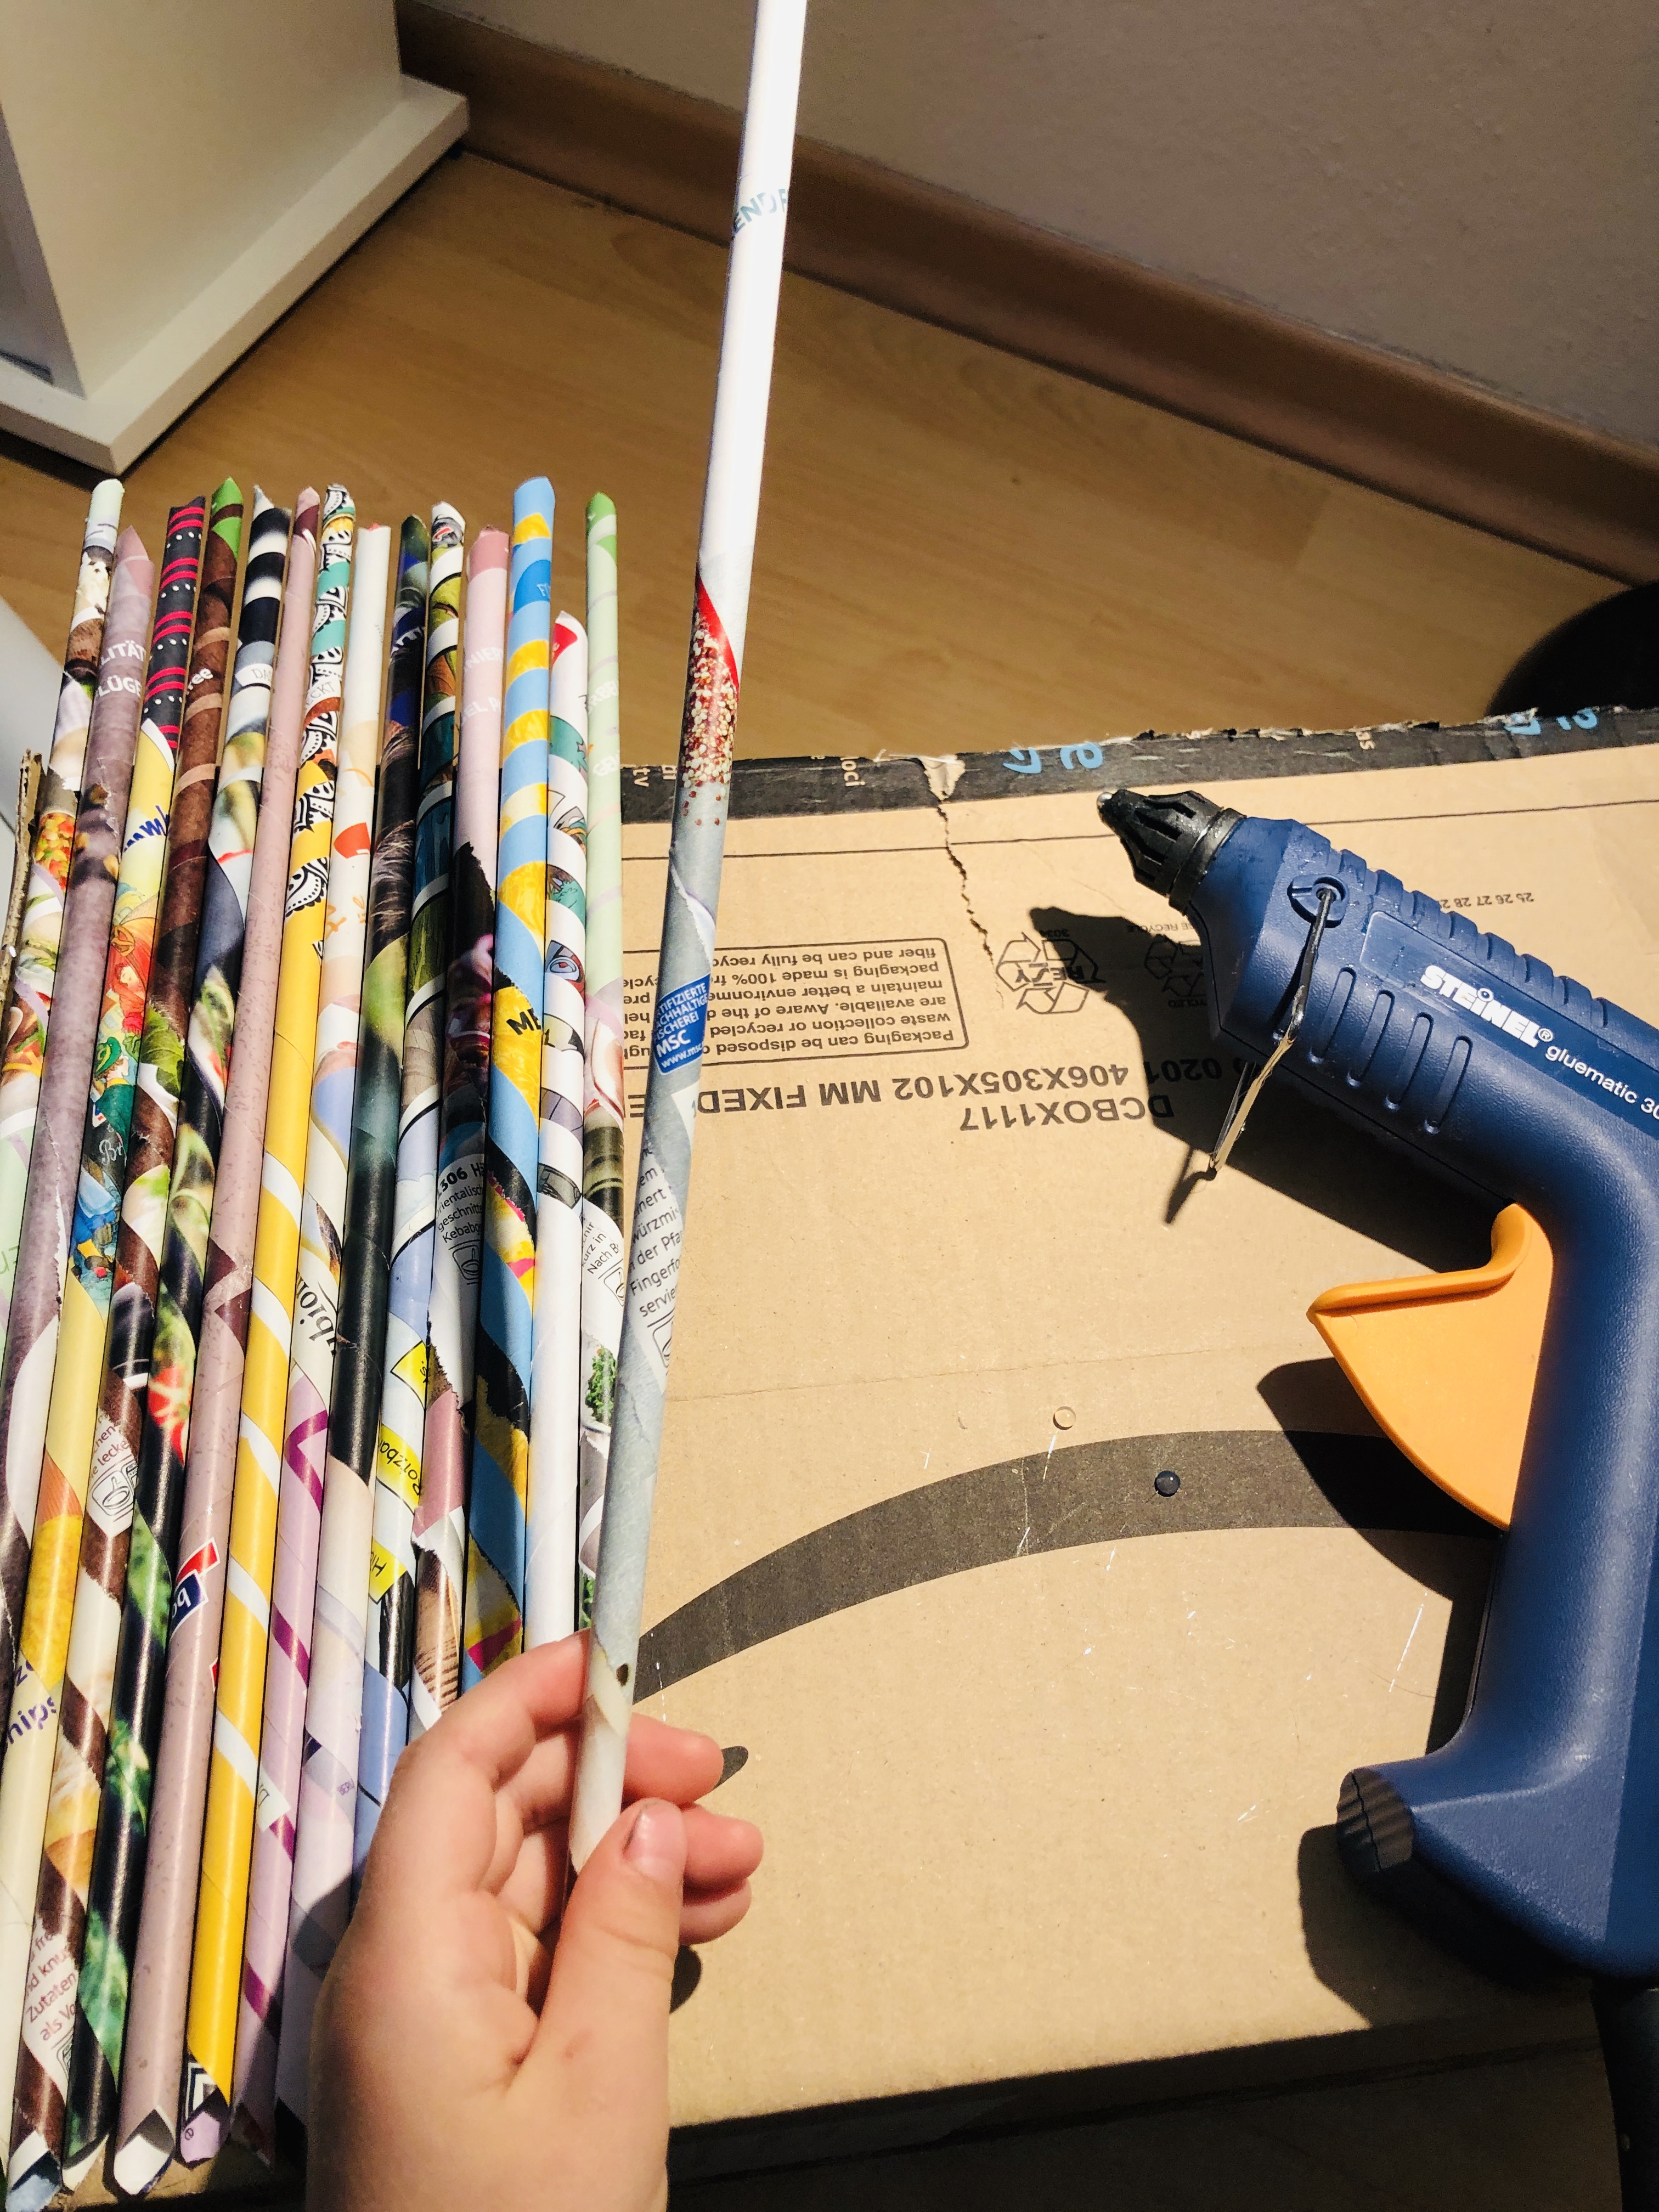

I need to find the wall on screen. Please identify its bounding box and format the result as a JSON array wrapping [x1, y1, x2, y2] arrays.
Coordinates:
[[0, 214, 45, 380], [430, 0, 1659, 451]]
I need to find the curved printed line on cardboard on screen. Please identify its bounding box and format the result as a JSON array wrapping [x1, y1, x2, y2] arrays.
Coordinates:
[[635, 1429, 1494, 1700]]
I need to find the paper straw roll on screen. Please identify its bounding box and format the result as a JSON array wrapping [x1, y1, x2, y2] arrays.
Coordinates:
[[0, 500, 203, 1743], [0, 531, 155, 2208], [413, 528, 505, 1737], [571, 0, 807, 1869], [275, 517, 428, 2126], [112, 490, 295, 2196], [0, 478, 122, 1357], [358, 502, 462, 1858], [235, 518, 388, 2155], [526, 613, 586, 1647], [185, 487, 349, 2163], [464, 479, 552, 1689], [61, 480, 243, 2182], [0, 755, 43, 1031], [578, 498, 624, 1627]]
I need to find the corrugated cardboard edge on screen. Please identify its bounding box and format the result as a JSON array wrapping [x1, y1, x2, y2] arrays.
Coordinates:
[[397, 0, 1659, 584], [618, 705, 1659, 823]]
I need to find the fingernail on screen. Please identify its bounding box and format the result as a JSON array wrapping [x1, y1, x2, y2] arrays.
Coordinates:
[[623, 1800, 683, 1884]]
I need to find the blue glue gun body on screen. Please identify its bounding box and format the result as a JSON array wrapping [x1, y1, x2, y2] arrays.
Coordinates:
[[1102, 788, 1659, 1979]]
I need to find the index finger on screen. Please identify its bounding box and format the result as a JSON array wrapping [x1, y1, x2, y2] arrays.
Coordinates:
[[363, 1638, 726, 1908], [365, 1639, 589, 1905]]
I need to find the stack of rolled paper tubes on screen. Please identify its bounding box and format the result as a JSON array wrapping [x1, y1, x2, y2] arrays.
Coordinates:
[[0, 473, 627, 2199]]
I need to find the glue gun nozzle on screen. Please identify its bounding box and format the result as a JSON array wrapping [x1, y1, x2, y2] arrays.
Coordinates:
[[1099, 787, 1242, 912]]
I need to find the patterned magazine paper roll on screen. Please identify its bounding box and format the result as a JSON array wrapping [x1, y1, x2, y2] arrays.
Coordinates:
[[0, 478, 123, 1357], [112, 491, 295, 2197], [0, 501, 201, 1736], [274, 517, 427, 2125], [61, 479, 242, 2182], [182, 489, 347, 2166], [526, 613, 586, 1646], [571, 0, 807, 1867], [0, 529, 155, 2206], [578, 498, 624, 1627], [235, 519, 388, 2155], [413, 529, 505, 1736], [0, 754, 45, 1034], [358, 503, 462, 1859], [464, 479, 552, 1689]]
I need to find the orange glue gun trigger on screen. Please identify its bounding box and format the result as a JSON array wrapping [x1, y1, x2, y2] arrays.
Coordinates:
[[1306, 1203, 1552, 1531]]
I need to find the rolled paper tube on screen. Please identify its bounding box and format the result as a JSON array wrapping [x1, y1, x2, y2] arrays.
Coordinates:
[[578, 499, 624, 1628], [1, 534, 172, 2212], [237, 520, 388, 2156], [0, 478, 122, 1355], [527, 614, 586, 1646], [168, 493, 317, 2168], [112, 492, 295, 2196], [0, 490, 136, 1712], [0, 753, 44, 1023], [358, 503, 462, 1864], [464, 479, 552, 1689], [570, 0, 808, 1869], [0, 504, 191, 1734], [61, 478, 242, 2183], [413, 529, 505, 1738], [0, 533, 154, 2199], [181, 490, 345, 2168], [276, 517, 426, 2120]]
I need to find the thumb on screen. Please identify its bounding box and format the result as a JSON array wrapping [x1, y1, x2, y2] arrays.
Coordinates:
[[518, 1798, 686, 2176]]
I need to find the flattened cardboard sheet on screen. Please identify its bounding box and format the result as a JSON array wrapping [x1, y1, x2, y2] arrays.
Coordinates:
[[632, 718, 1659, 2132]]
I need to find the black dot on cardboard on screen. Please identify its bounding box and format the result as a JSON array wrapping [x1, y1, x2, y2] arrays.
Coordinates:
[[1154, 1470, 1181, 1498]]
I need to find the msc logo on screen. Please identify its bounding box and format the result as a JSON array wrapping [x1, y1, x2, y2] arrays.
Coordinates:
[[171, 1539, 222, 1634], [1420, 964, 1553, 1047]]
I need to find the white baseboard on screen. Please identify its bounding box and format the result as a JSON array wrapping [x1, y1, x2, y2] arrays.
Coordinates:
[[0, 77, 467, 473]]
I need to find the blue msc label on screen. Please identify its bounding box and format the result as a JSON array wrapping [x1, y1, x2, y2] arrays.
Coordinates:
[[1367, 912, 1659, 1142], [170, 1538, 219, 1634], [653, 976, 710, 1073]]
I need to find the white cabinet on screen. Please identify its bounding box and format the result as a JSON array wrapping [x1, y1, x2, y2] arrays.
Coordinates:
[[0, 0, 465, 467]]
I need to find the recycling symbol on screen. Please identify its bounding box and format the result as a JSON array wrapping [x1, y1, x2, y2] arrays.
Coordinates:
[[1143, 934, 1205, 1008], [995, 932, 1097, 1014]]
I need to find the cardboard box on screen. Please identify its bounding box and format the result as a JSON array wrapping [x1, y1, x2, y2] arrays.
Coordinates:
[[630, 708, 1659, 2175], [100, 706, 1658, 2203]]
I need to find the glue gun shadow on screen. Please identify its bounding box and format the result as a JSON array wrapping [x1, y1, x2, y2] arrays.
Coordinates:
[[1028, 907, 1493, 1268]]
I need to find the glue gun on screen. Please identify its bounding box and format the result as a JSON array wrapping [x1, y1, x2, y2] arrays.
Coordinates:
[[1099, 786, 1659, 1999]]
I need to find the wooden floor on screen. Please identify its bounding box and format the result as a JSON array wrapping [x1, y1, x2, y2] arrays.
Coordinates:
[[0, 153, 1611, 763]]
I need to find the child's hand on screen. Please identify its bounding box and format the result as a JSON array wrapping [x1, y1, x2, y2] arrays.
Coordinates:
[[308, 1635, 763, 2212]]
